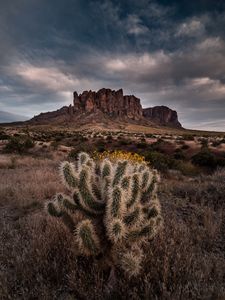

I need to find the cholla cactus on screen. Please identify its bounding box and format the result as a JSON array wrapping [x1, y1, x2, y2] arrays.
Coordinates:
[[46, 151, 162, 277]]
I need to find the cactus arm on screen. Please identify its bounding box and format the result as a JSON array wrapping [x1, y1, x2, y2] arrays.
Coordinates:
[[121, 176, 130, 190], [106, 218, 126, 243], [101, 159, 113, 178], [79, 169, 105, 213], [127, 174, 140, 208], [108, 186, 124, 218], [113, 161, 127, 186], [61, 213, 76, 233], [120, 251, 142, 277], [141, 175, 157, 203], [73, 191, 103, 217], [77, 152, 91, 168], [60, 162, 78, 189], [91, 182, 102, 201], [123, 207, 140, 227], [127, 221, 155, 241], [75, 220, 100, 256], [46, 202, 63, 217]]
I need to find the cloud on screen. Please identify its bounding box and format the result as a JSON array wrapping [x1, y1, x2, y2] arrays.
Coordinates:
[[176, 18, 205, 37], [126, 14, 150, 35], [14, 64, 79, 92]]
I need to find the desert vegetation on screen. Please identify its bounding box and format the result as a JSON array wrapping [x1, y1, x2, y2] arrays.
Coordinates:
[[0, 126, 225, 299]]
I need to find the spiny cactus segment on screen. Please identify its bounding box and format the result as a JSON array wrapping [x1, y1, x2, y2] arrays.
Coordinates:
[[46, 151, 162, 277]]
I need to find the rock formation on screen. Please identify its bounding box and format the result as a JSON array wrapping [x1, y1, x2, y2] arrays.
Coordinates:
[[143, 106, 181, 128], [73, 88, 143, 120], [30, 88, 182, 128]]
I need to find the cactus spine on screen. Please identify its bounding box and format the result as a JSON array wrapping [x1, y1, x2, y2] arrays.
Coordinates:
[[46, 151, 162, 277]]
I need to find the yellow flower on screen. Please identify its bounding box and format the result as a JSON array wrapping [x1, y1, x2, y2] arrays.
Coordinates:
[[93, 150, 147, 164]]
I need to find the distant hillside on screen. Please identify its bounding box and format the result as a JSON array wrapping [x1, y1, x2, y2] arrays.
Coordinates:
[[0, 111, 28, 123], [29, 89, 182, 129]]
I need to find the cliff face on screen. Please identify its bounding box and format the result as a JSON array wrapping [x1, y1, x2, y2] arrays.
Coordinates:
[[30, 88, 182, 128], [143, 106, 181, 128], [73, 88, 143, 120]]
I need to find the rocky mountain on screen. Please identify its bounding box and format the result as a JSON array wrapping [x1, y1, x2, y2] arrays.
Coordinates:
[[30, 88, 182, 128], [143, 106, 181, 128], [73, 89, 143, 120]]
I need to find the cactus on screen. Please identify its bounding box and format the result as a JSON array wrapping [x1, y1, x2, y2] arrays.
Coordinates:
[[46, 151, 162, 278]]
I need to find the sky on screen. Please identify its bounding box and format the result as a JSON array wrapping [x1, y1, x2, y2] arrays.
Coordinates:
[[0, 0, 225, 130]]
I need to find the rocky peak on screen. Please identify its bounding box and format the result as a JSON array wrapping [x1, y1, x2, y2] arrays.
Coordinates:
[[143, 106, 181, 128], [73, 88, 143, 120]]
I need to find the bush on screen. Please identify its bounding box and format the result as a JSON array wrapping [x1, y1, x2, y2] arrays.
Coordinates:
[[106, 135, 113, 143], [136, 142, 148, 149], [181, 144, 190, 150], [192, 150, 217, 169], [144, 151, 179, 171], [4, 136, 34, 154], [182, 134, 195, 141], [118, 139, 130, 146], [176, 161, 200, 176], [0, 130, 9, 140], [173, 149, 185, 160]]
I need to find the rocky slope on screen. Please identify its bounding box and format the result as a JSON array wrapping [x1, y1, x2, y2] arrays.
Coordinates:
[[30, 88, 182, 128]]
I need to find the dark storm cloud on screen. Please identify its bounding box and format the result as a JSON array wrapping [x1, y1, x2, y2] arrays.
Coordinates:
[[0, 0, 225, 130]]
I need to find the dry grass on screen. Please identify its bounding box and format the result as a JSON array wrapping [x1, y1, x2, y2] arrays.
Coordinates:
[[0, 155, 225, 299]]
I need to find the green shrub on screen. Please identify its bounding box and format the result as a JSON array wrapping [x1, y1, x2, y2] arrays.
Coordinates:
[[106, 135, 113, 143], [0, 130, 9, 140], [192, 150, 216, 169], [144, 151, 179, 171], [181, 144, 190, 150], [182, 134, 195, 141], [173, 149, 185, 160], [176, 161, 200, 176], [136, 142, 148, 149], [51, 141, 60, 150], [4, 136, 34, 154], [118, 139, 130, 146]]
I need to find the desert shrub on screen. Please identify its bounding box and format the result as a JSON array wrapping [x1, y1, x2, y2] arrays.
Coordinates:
[[150, 138, 163, 151], [118, 139, 130, 146], [46, 152, 163, 291], [176, 161, 200, 176], [144, 151, 178, 171], [68, 148, 78, 160], [181, 144, 190, 150], [182, 134, 195, 141], [192, 150, 217, 169], [51, 140, 60, 150], [95, 140, 106, 152], [0, 130, 9, 140], [4, 136, 34, 154], [200, 139, 208, 149], [78, 136, 88, 142], [173, 149, 185, 160], [136, 142, 148, 149], [54, 136, 63, 142], [106, 135, 113, 143], [145, 133, 154, 138], [211, 140, 221, 147], [216, 157, 225, 167]]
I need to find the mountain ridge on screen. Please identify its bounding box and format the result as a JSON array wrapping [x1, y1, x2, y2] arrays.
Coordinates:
[[29, 88, 182, 128]]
